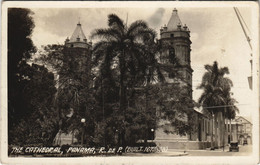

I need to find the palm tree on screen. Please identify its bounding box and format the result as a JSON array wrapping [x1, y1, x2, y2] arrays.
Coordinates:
[[198, 61, 233, 149], [221, 73, 239, 144], [225, 97, 239, 120], [91, 14, 163, 146]]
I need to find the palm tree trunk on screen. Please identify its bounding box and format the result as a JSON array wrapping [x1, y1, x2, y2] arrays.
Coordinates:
[[222, 109, 226, 151], [229, 119, 232, 142], [211, 112, 214, 149], [49, 125, 60, 146], [119, 51, 127, 148], [72, 130, 74, 144], [144, 87, 148, 146]]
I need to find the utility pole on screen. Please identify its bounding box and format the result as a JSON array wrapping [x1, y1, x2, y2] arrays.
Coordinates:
[[234, 7, 253, 90], [223, 108, 226, 151]]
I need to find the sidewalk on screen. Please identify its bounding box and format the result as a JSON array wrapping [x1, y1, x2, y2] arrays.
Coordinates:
[[168, 145, 230, 153], [122, 151, 188, 157], [122, 145, 232, 157]]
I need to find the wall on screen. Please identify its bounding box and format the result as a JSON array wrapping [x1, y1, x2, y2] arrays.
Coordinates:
[[155, 141, 211, 150], [155, 124, 189, 141]]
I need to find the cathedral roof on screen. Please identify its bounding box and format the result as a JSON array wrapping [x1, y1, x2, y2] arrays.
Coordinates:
[[69, 22, 87, 42], [167, 8, 183, 31]]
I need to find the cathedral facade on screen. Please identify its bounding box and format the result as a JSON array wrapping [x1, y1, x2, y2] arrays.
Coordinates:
[[61, 9, 214, 149]]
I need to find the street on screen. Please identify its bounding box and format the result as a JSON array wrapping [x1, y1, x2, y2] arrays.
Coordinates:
[[183, 144, 252, 156], [122, 144, 252, 157]]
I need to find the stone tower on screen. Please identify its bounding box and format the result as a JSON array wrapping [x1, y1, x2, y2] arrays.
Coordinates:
[[154, 9, 194, 146], [159, 8, 193, 99], [65, 22, 92, 49], [63, 22, 92, 84]]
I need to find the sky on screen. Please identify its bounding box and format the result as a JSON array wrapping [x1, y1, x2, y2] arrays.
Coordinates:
[[30, 7, 255, 117]]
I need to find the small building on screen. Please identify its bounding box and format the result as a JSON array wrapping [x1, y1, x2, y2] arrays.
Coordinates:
[[226, 116, 252, 145]]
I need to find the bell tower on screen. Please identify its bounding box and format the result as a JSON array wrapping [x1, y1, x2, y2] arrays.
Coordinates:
[[63, 22, 92, 85], [159, 8, 193, 99], [65, 22, 92, 49], [154, 9, 194, 146]]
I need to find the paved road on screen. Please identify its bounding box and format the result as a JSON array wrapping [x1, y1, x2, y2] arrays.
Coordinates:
[[185, 144, 252, 156]]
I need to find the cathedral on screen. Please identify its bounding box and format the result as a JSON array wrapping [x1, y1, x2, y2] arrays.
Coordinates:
[[59, 9, 217, 149]]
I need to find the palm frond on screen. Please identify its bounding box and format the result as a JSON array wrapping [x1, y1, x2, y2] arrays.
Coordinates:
[[92, 40, 119, 66], [90, 28, 121, 41], [219, 67, 230, 76], [204, 64, 213, 72], [133, 28, 157, 42], [108, 14, 125, 33], [127, 20, 148, 36]]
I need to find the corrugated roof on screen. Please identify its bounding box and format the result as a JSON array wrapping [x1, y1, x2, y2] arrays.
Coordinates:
[[69, 22, 87, 42], [167, 8, 183, 31]]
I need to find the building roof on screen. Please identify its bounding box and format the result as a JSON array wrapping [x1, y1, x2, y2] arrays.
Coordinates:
[[194, 106, 210, 118], [167, 8, 183, 31], [69, 22, 87, 43], [235, 116, 252, 125]]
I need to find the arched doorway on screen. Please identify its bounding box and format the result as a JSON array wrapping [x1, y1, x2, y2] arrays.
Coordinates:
[[239, 135, 244, 145]]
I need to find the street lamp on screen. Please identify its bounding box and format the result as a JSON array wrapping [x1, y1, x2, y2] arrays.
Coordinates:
[[151, 129, 154, 143], [115, 129, 119, 147], [81, 118, 86, 145], [81, 118, 86, 123]]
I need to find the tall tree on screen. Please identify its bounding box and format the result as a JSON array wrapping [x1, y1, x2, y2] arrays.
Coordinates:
[[128, 83, 195, 146], [37, 44, 97, 145], [198, 61, 234, 149], [9, 64, 57, 145], [8, 8, 36, 132], [8, 8, 39, 145], [91, 14, 162, 146], [8, 8, 59, 146]]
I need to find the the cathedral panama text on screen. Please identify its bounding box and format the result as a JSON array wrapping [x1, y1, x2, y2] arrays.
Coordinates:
[[10, 146, 168, 155]]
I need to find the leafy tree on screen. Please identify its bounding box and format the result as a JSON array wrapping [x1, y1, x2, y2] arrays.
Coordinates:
[[8, 9, 60, 146], [225, 97, 239, 120], [198, 61, 237, 149], [124, 80, 195, 146], [9, 64, 57, 145], [156, 84, 195, 135], [8, 8, 36, 136], [7, 8, 59, 145], [37, 44, 98, 146]]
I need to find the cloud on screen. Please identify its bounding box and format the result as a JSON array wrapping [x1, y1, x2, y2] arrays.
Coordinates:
[[147, 8, 165, 28]]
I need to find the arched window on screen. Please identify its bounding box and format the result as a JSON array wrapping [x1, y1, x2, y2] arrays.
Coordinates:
[[169, 47, 175, 64]]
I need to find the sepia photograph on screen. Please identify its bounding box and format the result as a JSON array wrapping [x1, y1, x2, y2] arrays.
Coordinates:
[[1, 1, 259, 165]]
